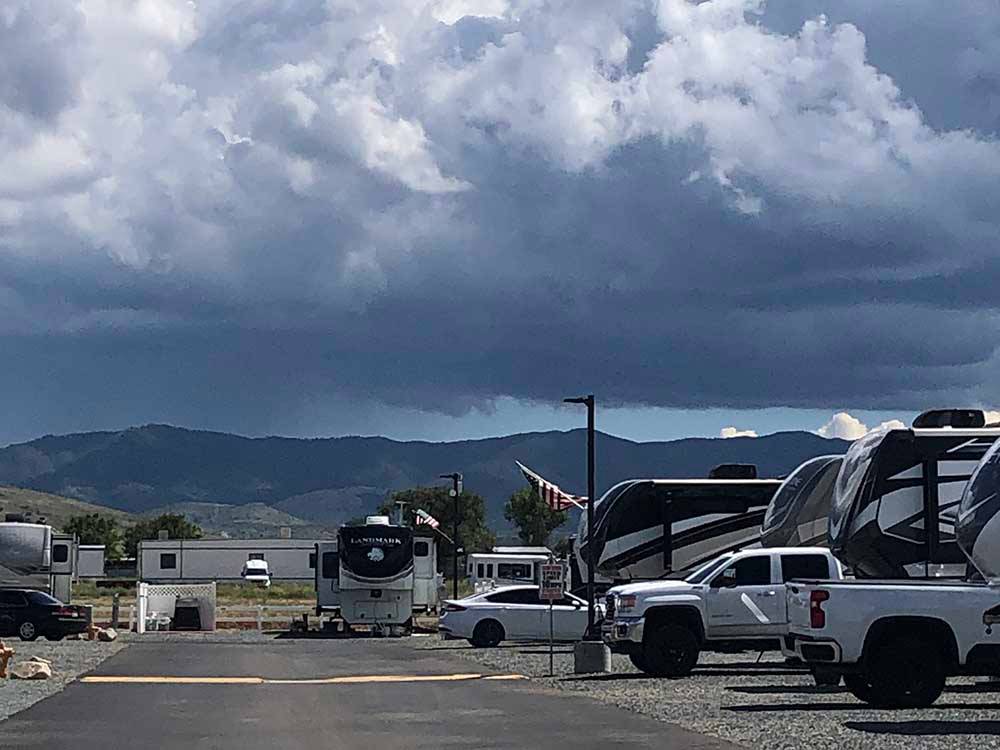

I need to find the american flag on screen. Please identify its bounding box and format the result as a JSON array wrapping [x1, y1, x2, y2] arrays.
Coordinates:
[[415, 509, 440, 529], [515, 461, 588, 511]]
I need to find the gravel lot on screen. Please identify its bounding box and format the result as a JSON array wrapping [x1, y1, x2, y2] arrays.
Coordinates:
[[421, 638, 1000, 750], [0, 638, 127, 723]]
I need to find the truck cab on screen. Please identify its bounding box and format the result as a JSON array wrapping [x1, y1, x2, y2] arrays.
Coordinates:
[[604, 547, 842, 677]]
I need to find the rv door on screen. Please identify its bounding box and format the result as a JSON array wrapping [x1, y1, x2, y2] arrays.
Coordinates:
[[314, 542, 340, 613]]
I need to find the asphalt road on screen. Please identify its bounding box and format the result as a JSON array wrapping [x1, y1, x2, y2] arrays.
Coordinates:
[[2, 637, 738, 749]]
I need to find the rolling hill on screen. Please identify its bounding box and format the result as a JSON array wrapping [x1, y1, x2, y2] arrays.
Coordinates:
[[0, 486, 134, 531], [0, 424, 850, 528]]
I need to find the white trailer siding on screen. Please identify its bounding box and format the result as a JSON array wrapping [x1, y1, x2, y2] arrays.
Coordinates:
[[76, 545, 106, 579], [139, 539, 321, 583]]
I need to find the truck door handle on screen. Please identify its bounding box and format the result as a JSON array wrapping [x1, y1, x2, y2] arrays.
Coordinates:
[[757, 591, 777, 597]]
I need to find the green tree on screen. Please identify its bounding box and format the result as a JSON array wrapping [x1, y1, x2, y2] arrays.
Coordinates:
[[123, 513, 203, 557], [379, 486, 496, 557], [503, 487, 567, 547], [63, 513, 125, 560]]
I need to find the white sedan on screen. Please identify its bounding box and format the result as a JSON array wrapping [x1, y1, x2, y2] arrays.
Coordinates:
[[438, 585, 601, 647]]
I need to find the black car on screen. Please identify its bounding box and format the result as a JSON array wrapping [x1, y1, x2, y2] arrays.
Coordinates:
[[0, 589, 89, 641]]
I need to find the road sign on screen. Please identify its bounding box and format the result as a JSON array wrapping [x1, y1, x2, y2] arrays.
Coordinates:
[[540, 563, 564, 601]]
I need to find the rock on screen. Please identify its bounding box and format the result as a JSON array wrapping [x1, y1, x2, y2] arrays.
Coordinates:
[[10, 661, 52, 680], [0, 641, 14, 678], [97, 628, 118, 642], [26, 656, 51, 667]]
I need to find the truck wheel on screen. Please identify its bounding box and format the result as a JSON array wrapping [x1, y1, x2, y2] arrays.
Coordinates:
[[628, 651, 650, 673], [812, 668, 841, 686], [471, 619, 504, 648], [844, 673, 875, 703], [643, 623, 699, 677], [866, 635, 946, 708]]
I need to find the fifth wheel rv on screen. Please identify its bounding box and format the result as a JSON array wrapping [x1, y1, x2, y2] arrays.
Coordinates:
[[576, 465, 783, 583], [0, 522, 76, 602]]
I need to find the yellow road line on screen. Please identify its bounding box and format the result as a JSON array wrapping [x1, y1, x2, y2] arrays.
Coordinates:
[[81, 673, 528, 686], [82, 676, 264, 685]]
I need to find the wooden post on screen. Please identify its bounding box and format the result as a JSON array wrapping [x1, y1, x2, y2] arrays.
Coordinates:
[[0, 641, 14, 679]]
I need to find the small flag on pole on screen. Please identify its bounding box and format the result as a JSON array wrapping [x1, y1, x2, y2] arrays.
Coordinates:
[[515, 461, 588, 511], [415, 509, 440, 529]]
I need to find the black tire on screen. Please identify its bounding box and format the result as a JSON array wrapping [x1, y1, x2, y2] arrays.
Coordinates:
[[18, 620, 39, 641], [813, 668, 842, 686], [44, 633, 65, 642], [642, 623, 700, 677], [471, 619, 504, 648], [844, 673, 876, 703], [865, 635, 946, 708], [628, 651, 650, 673]]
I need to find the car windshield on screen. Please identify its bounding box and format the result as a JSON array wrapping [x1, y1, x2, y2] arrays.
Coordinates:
[[684, 554, 734, 583], [828, 428, 887, 545], [26, 591, 62, 606]]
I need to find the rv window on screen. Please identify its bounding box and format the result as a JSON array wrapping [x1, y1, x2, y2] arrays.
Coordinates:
[[308, 552, 316, 569], [497, 563, 532, 580], [321, 551, 339, 580], [248, 553, 265, 561], [486, 563, 494, 577], [53, 544, 69, 564], [477, 563, 485, 578], [160, 553, 177, 570], [414, 541, 429, 557], [780, 554, 830, 582]]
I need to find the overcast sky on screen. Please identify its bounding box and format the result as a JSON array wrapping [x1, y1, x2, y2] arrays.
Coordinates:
[[2, 0, 999, 447]]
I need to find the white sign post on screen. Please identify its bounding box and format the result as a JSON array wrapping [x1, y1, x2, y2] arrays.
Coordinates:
[[540, 563, 564, 676]]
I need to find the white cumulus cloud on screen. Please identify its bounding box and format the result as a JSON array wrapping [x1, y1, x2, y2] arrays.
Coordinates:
[[817, 412, 906, 440], [720, 427, 758, 438]]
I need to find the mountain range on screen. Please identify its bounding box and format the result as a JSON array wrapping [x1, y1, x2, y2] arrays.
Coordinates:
[[0, 424, 849, 531]]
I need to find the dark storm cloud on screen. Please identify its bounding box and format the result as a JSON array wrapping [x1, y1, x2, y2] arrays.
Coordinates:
[[1, 0, 999, 443]]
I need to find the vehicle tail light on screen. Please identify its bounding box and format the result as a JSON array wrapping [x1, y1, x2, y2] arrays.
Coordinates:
[[810, 590, 829, 629], [54, 607, 78, 617], [442, 603, 467, 613]]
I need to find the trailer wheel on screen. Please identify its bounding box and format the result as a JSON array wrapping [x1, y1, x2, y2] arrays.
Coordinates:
[[865, 635, 946, 708], [642, 623, 699, 677], [471, 619, 504, 648]]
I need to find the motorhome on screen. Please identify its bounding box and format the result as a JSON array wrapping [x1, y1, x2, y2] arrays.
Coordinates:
[[760, 455, 843, 548], [576, 465, 782, 583], [0, 522, 76, 601], [827, 409, 1000, 578]]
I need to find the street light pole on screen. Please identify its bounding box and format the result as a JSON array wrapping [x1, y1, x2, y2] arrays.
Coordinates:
[[564, 394, 596, 638], [439, 472, 463, 600]]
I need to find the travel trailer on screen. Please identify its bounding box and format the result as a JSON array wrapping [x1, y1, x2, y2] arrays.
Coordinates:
[[0, 522, 76, 602], [467, 549, 551, 592], [828, 409, 1000, 578], [576, 465, 782, 583], [760, 455, 843, 548]]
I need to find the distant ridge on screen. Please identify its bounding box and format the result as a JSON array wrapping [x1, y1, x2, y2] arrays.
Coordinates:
[[0, 424, 850, 528]]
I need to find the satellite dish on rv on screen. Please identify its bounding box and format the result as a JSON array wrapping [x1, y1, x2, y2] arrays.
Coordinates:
[[957, 440, 1000, 584]]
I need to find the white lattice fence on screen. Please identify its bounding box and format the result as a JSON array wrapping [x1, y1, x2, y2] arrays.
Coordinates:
[[137, 582, 217, 633]]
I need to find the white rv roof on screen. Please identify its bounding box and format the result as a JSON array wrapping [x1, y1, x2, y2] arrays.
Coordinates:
[[492, 546, 552, 555]]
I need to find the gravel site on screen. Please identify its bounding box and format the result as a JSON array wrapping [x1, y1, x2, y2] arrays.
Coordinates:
[[420, 637, 1000, 750], [0, 638, 127, 723]]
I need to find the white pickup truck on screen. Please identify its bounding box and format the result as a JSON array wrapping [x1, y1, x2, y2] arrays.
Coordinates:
[[786, 578, 1000, 707], [603, 547, 843, 677]]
